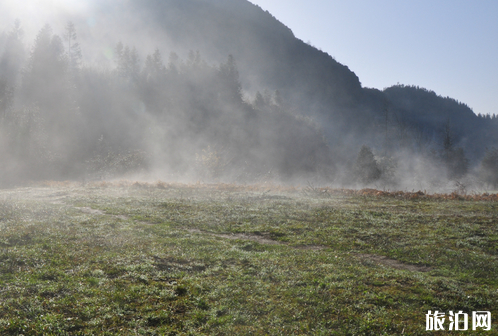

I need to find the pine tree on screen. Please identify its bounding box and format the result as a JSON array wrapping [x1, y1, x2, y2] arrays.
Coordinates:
[[23, 25, 67, 111], [168, 52, 180, 74], [63, 21, 82, 76], [140, 49, 167, 114], [354, 145, 381, 184], [441, 120, 468, 179], [253, 91, 265, 110], [115, 42, 140, 82], [143, 49, 165, 81], [219, 54, 242, 101], [0, 20, 25, 114], [480, 148, 498, 187], [0, 20, 25, 84]]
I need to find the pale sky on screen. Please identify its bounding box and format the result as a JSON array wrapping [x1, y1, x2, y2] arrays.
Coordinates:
[[249, 0, 498, 116]]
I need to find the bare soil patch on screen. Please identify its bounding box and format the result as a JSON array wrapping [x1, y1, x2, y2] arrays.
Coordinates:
[[75, 207, 129, 220], [186, 228, 326, 250], [76, 207, 106, 215], [215, 233, 282, 245], [357, 253, 433, 272], [186, 228, 280, 245]]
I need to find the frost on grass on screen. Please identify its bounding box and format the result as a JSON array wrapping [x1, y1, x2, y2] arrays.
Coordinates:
[[0, 183, 496, 335]]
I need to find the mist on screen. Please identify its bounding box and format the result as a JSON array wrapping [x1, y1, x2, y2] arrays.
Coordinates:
[[1, 0, 497, 193]]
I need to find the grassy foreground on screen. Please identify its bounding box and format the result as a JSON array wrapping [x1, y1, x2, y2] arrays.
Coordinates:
[[0, 181, 496, 335]]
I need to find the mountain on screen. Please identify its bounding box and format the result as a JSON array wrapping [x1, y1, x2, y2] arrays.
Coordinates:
[[75, 0, 495, 158], [0, 0, 497, 189]]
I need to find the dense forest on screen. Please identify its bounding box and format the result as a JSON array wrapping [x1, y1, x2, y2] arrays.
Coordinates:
[[0, 21, 334, 187], [0, 0, 498, 191]]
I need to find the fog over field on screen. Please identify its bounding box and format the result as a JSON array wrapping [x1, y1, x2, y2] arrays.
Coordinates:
[[1, 0, 498, 192], [0, 2, 498, 334]]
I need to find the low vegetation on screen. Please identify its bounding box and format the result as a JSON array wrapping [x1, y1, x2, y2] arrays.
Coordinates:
[[0, 181, 496, 335]]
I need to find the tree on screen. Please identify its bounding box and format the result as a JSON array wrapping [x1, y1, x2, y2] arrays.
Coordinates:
[[168, 52, 180, 73], [142, 49, 165, 81], [441, 120, 468, 180], [63, 21, 82, 75], [0, 20, 25, 83], [253, 91, 266, 110], [353, 145, 381, 184], [219, 54, 242, 101], [0, 20, 25, 114], [115, 42, 140, 82], [21, 24, 80, 171], [442, 119, 453, 154], [480, 148, 498, 187], [272, 90, 283, 107], [187, 50, 201, 68], [139, 49, 167, 114], [22, 24, 68, 110], [446, 147, 468, 180]]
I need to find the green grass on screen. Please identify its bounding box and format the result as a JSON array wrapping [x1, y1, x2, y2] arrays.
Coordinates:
[[0, 183, 496, 335]]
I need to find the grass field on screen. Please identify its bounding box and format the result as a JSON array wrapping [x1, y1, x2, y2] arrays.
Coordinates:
[[0, 181, 496, 335]]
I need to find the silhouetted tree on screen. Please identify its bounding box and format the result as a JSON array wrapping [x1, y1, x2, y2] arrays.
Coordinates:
[[272, 90, 283, 108], [139, 49, 168, 114], [0, 20, 25, 82], [115, 42, 140, 82], [441, 120, 468, 179], [253, 91, 265, 110], [20, 24, 85, 179], [480, 148, 498, 187], [22, 25, 68, 111], [63, 21, 82, 75], [219, 54, 241, 101], [447, 147, 469, 180], [354, 145, 381, 184], [442, 120, 453, 154], [168, 52, 180, 74], [0, 20, 25, 114], [143, 49, 165, 81], [187, 50, 201, 68]]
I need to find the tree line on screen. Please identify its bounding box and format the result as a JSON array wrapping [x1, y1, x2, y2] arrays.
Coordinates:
[[0, 21, 334, 186], [0, 21, 497, 190]]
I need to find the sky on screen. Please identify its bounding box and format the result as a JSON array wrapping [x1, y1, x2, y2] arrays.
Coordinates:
[[249, 0, 498, 116]]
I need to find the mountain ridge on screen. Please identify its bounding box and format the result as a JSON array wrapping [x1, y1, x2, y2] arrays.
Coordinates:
[[1, 0, 497, 189]]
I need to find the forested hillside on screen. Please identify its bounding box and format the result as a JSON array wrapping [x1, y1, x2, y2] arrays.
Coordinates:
[[0, 22, 335, 187], [0, 0, 497, 190]]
